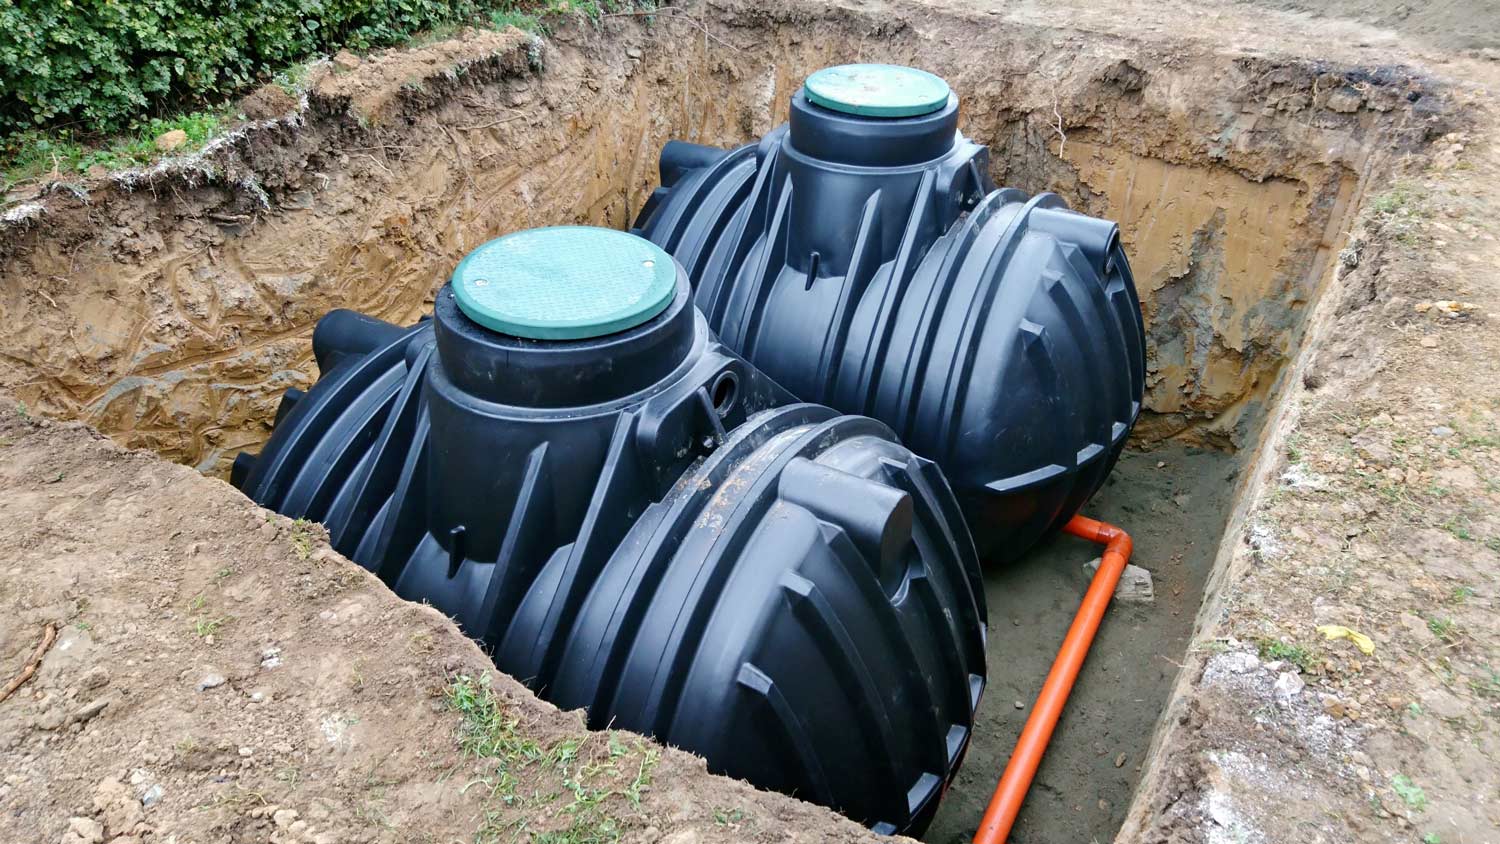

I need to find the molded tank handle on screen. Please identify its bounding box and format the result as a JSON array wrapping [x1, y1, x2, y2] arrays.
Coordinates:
[[1029, 206, 1121, 277], [312, 309, 409, 372], [778, 456, 914, 569], [659, 140, 731, 187]]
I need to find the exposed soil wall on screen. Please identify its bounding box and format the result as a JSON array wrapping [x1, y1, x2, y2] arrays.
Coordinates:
[[0, 0, 1445, 476], [1115, 99, 1500, 844]]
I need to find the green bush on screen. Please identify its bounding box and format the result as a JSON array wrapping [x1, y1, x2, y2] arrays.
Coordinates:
[[0, 0, 512, 135]]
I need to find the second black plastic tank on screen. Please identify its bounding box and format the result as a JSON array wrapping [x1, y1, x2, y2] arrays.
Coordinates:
[[633, 64, 1147, 561], [232, 226, 986, 835]]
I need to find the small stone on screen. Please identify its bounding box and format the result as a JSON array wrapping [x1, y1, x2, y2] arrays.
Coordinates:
[[312, 834, 339, 844], [626, 47, 642, 59], [79, 667, 110, 690], [154, 129, 188, 152], [36, 706, 66, 731], [141, 784, 164, 807], [94, 776, 144, 832], [260, 647, 282, 670], [71, 698, 110, 724], [1083, 559, 1155, 603], [288, 820, 309, 836], [1320, 693, 1346, 719], [332, 50, 361, 71], [1116, 564, 1154, 603], [273, 808, 300, 829], [249, 691, 266, 704], [1220, 651, 1260, 674], [1420, 336, 1438, 348], [1273, 671, 1306, 700], [1431, 425, 1454, 438], [66, 817, 104, 844], [1014, 700, 1025, 709], [1114, 753, 1126, 768], [196, 673, 226, 691], [238, 746, 254, 757], [1324, 87, 1363, 113], [318, 610, 337, 623]]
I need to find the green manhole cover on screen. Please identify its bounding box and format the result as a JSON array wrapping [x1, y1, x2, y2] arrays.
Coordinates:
[[803, 64, 951, 118], [452, 226, 677, 340]]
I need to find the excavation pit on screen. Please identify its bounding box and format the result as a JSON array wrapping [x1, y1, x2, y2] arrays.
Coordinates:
[[0, 2, 1446, 842]]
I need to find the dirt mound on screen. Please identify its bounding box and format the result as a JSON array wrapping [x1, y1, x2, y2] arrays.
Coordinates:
[[0, 402, 879, 844]]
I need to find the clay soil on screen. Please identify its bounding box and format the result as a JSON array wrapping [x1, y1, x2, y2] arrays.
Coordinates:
[[1115, 89, 1500, 844], [3, 1, 1499, 843], [0, 406, 882, 844]]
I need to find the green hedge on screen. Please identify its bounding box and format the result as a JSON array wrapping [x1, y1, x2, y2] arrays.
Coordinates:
[[0, 0, 531, 136]]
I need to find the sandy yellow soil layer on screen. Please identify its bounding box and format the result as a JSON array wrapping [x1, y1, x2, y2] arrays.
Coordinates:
[[0, 0, 1445, 474]]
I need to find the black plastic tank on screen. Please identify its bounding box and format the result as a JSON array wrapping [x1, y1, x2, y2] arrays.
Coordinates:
[[632, 64, 1147, 562], [231, 226, 986, 835]]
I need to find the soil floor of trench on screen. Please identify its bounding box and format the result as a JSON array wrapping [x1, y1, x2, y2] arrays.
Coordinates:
[[927, 446, 1240, 844]]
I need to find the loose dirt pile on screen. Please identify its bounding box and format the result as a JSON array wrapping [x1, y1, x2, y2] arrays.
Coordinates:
[[0, 404, 882, 844]]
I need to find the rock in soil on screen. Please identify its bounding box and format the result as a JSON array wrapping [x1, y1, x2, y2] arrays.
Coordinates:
[[1084, 557, 1156, 603], [153, 129, 187, 152]]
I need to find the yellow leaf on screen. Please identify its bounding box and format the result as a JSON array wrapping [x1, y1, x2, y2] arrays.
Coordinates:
[[1316, 624, 1375, 655]]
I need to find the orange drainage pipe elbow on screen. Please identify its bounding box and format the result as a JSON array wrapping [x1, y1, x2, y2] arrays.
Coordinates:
[[973, 514, 1134, 844]]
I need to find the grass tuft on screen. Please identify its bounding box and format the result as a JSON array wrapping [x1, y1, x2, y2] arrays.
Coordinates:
[[1256, 637, 1314, 672], [446, 674, 660, 844], [1391, 773, 1428, 811], [3, 111, 225, 191]]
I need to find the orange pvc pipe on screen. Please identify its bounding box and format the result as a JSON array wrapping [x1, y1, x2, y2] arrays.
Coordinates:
[[973, 514, 1134, 844]]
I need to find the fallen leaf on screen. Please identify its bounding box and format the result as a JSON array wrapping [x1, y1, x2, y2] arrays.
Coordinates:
[[1316, 624, 1375, 655]]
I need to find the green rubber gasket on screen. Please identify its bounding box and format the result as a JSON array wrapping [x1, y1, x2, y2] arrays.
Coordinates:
[[803, 64, 951, 118], [451, 226, 677, 341]]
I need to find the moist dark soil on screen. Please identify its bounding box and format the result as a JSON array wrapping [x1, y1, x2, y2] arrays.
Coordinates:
[[926, 445, 1241, 844]]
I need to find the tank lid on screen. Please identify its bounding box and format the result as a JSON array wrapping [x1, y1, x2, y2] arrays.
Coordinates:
[[451, 226, 677, 341], [802, 64, 951, 118]]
